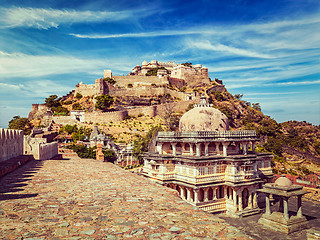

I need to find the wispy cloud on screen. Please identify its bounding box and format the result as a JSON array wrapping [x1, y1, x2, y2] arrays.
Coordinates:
[[0, 51, 107, 78], [265, 79, 320, 86], [0, 7, 143, 29]]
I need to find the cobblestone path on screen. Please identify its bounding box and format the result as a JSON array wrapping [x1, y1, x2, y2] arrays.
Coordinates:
[[0, 155, 251, 239]]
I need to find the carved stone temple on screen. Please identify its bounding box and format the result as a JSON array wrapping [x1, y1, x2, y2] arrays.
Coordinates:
[[258, 176, 309, 234], [142, 95, 273, 217]]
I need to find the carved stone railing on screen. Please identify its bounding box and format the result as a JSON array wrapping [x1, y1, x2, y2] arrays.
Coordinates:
[[158, 130, 256, 139], [197, 199, 226, 212]]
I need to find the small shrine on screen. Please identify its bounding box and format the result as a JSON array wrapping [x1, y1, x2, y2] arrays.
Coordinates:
[[258, 176, 309, 234]]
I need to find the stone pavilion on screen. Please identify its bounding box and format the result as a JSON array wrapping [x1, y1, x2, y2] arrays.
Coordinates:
[[258, 176, 309, 234], [142, 94, 273, 217]]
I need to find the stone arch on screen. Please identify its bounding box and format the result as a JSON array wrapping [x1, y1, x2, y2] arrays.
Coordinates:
[[162, 143, 172, 154], [198, 188, 204, 202], [242, 188, 249, 209], [176, 142, 182, 155], [208, 187, 213, 200]]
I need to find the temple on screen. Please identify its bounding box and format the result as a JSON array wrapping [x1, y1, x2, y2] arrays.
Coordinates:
[[142, 94, 273, 217]]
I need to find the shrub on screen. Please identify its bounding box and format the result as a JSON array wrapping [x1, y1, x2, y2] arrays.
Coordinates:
[[72, 103, 83, 110], [138, 113, 144, 117], [75, 93, 82, 99], [8, 116, 32, 135], [95, 95, 114, 112], [103, 77, 116, 85], [127, 84, 133, 88]]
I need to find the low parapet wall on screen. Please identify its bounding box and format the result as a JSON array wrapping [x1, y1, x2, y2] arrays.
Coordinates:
[[39, 142, 58, 160], [0, 128, 24, 162]]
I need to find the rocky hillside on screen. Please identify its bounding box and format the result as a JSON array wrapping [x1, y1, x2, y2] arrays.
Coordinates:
[[204, 86, 320, 175]]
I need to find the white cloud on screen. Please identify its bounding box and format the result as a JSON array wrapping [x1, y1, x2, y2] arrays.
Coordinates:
[[189, 40, 273, 59], [265, 79, 320, 86], [0, 51, 107, 78], [0, 7, 140, 29]]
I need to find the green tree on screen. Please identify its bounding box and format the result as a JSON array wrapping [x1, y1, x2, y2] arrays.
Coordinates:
[[64, 124, 78, 134], [133, 125, 163, 160], [234, 94, 243, 100], [45, 95, 61, 108], [182, 62, 192, 67], [8, 116, 32, 135], [103, 77, 116, 85], [103, 149, 116, 163], [75, 93, 82, 99], [72, 103, 83, 110], [95, 95, 114, 112]]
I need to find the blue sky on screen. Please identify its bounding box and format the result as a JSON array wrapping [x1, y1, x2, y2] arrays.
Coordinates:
[[0, 0, 319, 128]]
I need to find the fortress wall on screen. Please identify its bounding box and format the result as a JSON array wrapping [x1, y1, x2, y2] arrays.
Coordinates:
[[0, 128, 24, 162], [52, 116, 77, 125], [38, 142, 58, 160], [109, 86, 186, 99], [84, 111, 128, 124], [75, 83, 97, 97], [113, 76, 169, 88]]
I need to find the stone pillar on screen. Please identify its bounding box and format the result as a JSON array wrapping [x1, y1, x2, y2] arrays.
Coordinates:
[[243, 143, 248, 155], [187, 188, 191, 202], [222, 142, 228, 157], [215, 142, 220, 155], [248, 192, 253, 209], [233, 189, 237, 209], [252, 141, 256, 153], [253, 192, 258, 208], [204, 188, 209, 202], [158, 143, 163, 154], [204, 143, 209, 156], [239, 191, 243, 211], [190, 143, 194, 156], [297, 195, 302, 217], [196, 143, 201, 156], [213, 187, 217, 200], [279, 196, 284, 212], [172, 143, 177, 156], [194, 189, 199, 203], [180, 187, 185, 200], [96, 143, 105, 161], [265, 194, 271, 215], [283, 197, 289, 221]]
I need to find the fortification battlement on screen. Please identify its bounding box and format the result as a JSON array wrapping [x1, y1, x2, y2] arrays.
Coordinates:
[[0, 128, 24, 162]]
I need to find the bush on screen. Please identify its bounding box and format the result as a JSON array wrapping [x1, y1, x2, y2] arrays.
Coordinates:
[[95, 95, 114, 112], [75, 93, 82, 99], [127, 84, 133, 88], [8, 116, 32, 135], [138, 113, 144, 117], [103, 77, 116, 85], [72, 103, 83, 110]]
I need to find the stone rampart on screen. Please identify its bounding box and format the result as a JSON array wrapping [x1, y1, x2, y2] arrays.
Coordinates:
[[38, 142, 58, 160], [109, 85, 187, 99], [113, 75, 169, 88], [84, 111, 128, 124], [0, 128, 24, 162], [52, 116, 77, 125], [75, 79, 108, 97]]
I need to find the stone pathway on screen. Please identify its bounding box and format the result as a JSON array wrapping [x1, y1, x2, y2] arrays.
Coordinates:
[[0, 154, 251, 239]]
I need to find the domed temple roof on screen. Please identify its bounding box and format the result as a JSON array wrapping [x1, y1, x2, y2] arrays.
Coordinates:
[[274, 177, 293, 187], [179, 94, 229, 132]]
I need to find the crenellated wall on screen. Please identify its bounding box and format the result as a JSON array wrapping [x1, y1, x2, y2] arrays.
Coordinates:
[[0, 128, 24, 162]]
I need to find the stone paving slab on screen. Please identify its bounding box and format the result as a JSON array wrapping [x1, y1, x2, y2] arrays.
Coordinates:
[[0, 155, 252, 239]]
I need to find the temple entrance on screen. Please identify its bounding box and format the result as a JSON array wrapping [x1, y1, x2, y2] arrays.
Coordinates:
[[242, 188, 249, 209]]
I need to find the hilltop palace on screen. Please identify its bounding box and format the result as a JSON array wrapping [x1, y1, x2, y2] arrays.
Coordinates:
[[142, 95, 273, 217]]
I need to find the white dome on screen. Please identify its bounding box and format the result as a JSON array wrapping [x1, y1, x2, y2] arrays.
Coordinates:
[[275, 177, 293, 187], [179, 106, 229, 132]]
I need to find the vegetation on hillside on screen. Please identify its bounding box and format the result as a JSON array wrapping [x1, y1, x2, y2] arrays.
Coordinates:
[[45, 95, 69, 116], [66, 144, 116, 162], [59, 124, 92, 142], [8, 116, 32, 135], [133, 125, 163, 160], [146, 67, 168, 76], [95, 94, 114, 112]]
